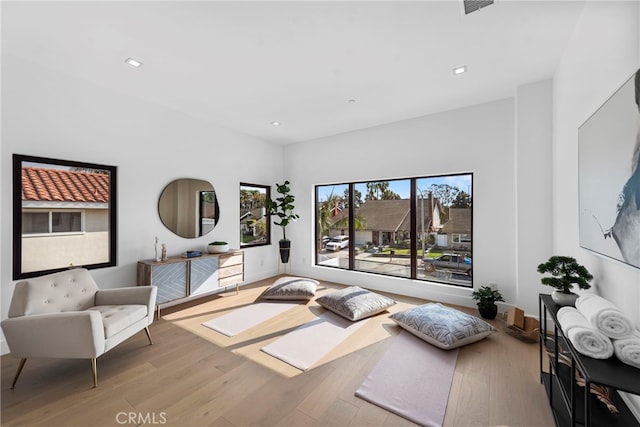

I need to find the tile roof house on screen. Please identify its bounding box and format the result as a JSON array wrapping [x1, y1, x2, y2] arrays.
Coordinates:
[[21, 167, 110, 205], [328, 193, 443, 246], [20, 166, 111, 273]]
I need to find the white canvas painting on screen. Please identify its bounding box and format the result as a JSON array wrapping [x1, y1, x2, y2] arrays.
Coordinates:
[[578, 70, 640, 269]]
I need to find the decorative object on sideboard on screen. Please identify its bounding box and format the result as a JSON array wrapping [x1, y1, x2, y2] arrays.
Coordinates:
[[155, 236, 161, 262], [470, 285, 504, 320], [537, 255, 593, 306], [207, 241, 229, 253], [161, 243, 167, 261], [265, 180, 299, 263], [183, 250, 203, 258]]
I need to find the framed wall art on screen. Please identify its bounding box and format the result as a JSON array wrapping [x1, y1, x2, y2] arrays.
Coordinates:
[[578, 69, 639, 269]]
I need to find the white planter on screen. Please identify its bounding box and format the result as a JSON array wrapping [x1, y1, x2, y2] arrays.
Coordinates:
[[207, 244, 229, 254], [551, 290, 578, 307]]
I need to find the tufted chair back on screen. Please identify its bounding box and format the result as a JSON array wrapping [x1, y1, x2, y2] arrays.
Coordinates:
[[8, 268, 99, 317]]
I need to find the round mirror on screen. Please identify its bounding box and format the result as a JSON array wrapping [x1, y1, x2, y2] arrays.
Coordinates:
[[158, 178, 219, 239]]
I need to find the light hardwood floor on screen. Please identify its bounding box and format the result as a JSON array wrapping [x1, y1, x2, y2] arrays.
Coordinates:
[[1, 276, 555, 427]]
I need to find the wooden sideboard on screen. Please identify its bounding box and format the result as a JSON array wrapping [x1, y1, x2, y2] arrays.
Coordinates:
[[137, 250, 244, 307]]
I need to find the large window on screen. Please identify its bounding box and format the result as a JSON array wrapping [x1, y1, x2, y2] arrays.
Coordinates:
[[315, 173, 473, 287], [13, 154, 117, 279]]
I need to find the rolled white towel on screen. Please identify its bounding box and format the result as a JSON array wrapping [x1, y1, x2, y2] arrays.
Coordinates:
[[613, 332, 640, 369], [557, 307, 614, 359], [575, 294, 635, 339]]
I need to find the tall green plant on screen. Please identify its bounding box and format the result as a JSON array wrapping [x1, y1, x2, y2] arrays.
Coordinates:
[[266, 181, 299, 241]]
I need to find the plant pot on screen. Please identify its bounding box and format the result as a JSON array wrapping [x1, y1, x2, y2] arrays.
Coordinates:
[[207, 243, 229, 254], [279, 239, 291, 263], [551, 290, 578, 307], [478, 304, 498, 320]]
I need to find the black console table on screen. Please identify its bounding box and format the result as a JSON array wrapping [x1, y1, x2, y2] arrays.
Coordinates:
[[539, 294, 640, 427]]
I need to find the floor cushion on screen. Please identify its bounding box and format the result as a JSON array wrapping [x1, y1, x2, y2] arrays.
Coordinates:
[[390, 302, 496, 349], [260, 276, 319, 301], [316, 286, 396, 321]]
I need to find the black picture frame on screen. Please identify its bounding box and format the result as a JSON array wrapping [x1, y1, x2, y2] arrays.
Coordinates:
[[13, 154, 117, 279]]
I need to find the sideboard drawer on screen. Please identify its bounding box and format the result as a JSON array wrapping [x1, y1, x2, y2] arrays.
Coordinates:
[[220, 252, 243, 267], [219, 273, 244, 288], [219, 263, 243, 279]]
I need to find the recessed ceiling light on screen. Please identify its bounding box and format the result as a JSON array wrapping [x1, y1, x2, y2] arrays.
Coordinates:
[[124, 57, 143, 68], [271, 121, 281, 126], [348, 99, 356, 103], [453, 66, 467, 75]]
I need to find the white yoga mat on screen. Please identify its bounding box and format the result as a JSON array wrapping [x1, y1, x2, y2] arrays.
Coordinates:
[[356, 330, 459, 427], [261, 312, 367, 370], [202, 302, 299, 337]]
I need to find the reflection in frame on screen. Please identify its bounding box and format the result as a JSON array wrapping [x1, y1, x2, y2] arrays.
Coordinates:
[[240, 183, 270, 248], [13, 154, 117, 279]]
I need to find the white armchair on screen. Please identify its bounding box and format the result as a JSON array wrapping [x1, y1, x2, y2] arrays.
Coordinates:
[[1, 268, 157, 388]]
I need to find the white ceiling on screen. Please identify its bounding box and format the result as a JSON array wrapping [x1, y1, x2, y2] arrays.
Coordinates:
[[2, 1, 586, 144]]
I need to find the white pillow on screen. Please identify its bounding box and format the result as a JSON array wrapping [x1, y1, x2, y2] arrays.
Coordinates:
[[316, 286, 396, 321], [390, 303, 496, 350], [260, 277, 318, 301]]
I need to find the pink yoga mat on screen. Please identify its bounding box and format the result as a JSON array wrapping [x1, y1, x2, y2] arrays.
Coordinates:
[[356, 330, 459, 427]]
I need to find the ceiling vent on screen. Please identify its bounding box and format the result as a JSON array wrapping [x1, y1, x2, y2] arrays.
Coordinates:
[[463, 0, 494, 15]]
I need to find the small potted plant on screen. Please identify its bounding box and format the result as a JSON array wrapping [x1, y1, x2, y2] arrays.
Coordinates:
[[207, 241, 229, 254], [471, 286, 505, 320], [537, 255, 593, 306], [265, 180, 299, 263]]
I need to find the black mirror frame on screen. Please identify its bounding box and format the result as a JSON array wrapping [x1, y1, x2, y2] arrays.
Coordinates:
[[13, 154, 117, 280]]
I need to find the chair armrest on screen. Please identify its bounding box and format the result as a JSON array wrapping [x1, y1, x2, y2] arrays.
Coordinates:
[[1, 311, 105, 358], [95, 286, 157, 324]]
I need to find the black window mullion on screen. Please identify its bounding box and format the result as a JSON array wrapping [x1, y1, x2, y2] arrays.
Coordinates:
[[348, 183, 355, 270], [410, 178, 417, 279]]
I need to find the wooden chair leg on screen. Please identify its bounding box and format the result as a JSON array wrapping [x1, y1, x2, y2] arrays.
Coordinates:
[[144, 326, 153, 345], [10, 358, 27, 389], [91, 358, 97, 388]]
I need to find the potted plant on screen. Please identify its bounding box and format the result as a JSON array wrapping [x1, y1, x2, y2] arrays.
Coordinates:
[[265, 180, 299, 263], [537, 255, 593, 306], [471, 286, 505, 320], [207, 241, 229, 254]]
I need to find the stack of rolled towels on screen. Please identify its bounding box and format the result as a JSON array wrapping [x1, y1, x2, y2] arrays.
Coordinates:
[[556, 294, 640, 368]]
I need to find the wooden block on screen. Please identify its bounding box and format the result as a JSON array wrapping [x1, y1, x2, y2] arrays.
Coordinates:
[[523, 316, 539, 332], [507, 307, 525, 329]]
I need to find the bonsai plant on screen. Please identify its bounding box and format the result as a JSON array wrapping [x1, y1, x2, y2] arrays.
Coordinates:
[[265, 180, 299, 263], [537, 255, 593, 306], [207, 241, 229, 254], [471, 286, 505, 320]]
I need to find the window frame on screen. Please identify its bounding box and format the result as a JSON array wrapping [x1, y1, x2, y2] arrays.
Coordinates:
[[314, 172, 473, 287], [13, 154, 117, 279], [239, 182, 271, 248]]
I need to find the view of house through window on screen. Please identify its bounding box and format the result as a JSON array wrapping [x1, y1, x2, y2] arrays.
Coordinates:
[[14, 154, 117, 279], [315, 173, 473, 287], [240, 183, 270, 248]]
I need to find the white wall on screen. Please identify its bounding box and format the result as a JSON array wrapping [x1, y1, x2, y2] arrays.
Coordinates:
[[283, 98, 527, 309], [1, 56, 284, 353], [515, 79, 554, 314], [552, 0, 640, 416]]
